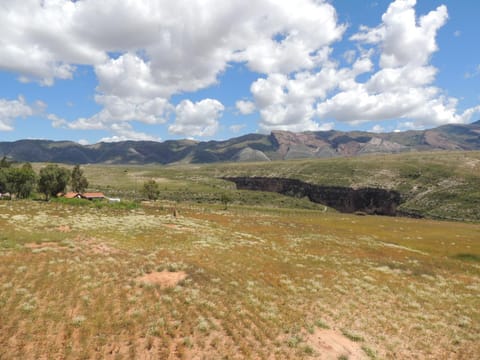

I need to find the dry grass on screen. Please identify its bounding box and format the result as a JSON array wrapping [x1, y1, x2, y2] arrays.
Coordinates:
[[0, 200, 479, 359]]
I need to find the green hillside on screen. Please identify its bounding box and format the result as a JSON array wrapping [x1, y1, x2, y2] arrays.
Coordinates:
[[73, 151, 480, 222]]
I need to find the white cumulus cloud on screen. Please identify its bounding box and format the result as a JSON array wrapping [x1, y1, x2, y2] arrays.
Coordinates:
[[250, 56, 373, 131], [235, 100, 256, 115], [0, 0, 105, 85], [371, 124, 385, 133], [351, 0, 448, 68], [95, 53, 170, 100], [0, 97, 35, 131], [1, 0, 479, 139], [67, 96, 172, 131], [99, 122, 161, 143], [314, 0, 479, 128], [1, 0, 347, 139], [169, 99, 224, 137]]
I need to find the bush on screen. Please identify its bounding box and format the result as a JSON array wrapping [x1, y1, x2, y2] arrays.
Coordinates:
[[142, 180, 160, 201]]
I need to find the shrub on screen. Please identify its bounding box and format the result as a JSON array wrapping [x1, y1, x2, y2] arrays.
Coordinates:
[[142, 180, 160, 201], [341, 329, 364, 342]]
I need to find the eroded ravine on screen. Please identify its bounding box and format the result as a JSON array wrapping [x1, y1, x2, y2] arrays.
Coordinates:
[[224, 177, 402, 216]]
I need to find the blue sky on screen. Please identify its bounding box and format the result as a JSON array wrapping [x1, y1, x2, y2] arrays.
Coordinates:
[[0, 0, 479, 144]]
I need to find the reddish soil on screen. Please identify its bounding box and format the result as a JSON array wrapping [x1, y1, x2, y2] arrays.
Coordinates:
[[77, 236, 122, 255], [89, 243, 121, 255], [306, 329, 367, 359], [136, 271, 187, 289], [57, 225, 71, 232]]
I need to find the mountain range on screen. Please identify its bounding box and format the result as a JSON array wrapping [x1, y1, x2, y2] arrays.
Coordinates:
[[1, 120, 479, 164]]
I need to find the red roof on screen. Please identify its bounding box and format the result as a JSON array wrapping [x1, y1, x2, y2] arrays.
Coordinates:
[[63, 192, 81, 199], [81, 192, 106, 199]]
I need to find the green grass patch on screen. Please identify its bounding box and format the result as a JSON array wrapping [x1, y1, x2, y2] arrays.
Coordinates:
[[341, 329, 364, 342], [452, 253, 480, 262], [362, 345, 378, 359]]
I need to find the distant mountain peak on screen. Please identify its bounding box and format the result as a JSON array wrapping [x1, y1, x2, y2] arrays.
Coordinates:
[[1, 121, 479, 164]]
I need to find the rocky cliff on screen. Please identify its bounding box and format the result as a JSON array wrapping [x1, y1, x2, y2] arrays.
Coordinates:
[[224, 177, 402, 216]]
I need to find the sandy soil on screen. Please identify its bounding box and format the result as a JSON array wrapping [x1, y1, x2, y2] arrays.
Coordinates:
[[57, 225, 71, 232], [306, 329, 367, 359], [24, 242, 62, 249], [136, 271, 187, 289]]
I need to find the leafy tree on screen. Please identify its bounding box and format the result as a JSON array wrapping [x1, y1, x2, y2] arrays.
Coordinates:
[[0, 168, 7, 193], [0, 158, 13, 193], [0, 156, 11, 169], [71, 164, 89, 193], [142, 179, 160, 201], [38, 164, 70, 201], [6, 163, 37, 199]]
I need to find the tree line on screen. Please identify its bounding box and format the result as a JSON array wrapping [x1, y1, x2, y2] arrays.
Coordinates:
[[1, 157, 230, 206], [0, 157, 88, 200]]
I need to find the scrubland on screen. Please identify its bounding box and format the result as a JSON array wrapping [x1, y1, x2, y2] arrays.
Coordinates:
[[3, 152, 480, 358], [1, 197, 479, 359], [69, 150, 480, 222]]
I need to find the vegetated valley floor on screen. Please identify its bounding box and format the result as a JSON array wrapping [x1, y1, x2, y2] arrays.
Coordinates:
[[1, 200, 479, 359]]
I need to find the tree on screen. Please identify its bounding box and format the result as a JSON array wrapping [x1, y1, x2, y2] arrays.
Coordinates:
[[38, 164, 70, 201], [0, 156, 11, 169], [0, 158, 13, 194], [6, 163, 37, 199], [142, 179, 160, 201], [0, 168, 7, 193], [71, 164, 89, 193]]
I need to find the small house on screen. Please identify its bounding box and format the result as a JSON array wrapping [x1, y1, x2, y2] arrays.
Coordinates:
[[63, 192, 82, 199]]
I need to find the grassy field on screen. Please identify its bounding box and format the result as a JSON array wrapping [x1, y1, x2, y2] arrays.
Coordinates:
[[3, 152, 479, 358], [59, 150, 480, 222], [1, 198, 479, 359]]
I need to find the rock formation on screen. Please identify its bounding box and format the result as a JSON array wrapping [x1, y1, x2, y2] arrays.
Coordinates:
[[224, 177, 401, 216]]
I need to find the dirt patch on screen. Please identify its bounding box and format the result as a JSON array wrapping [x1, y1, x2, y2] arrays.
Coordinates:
[[163, 223, 194, 232], [24, 242, 62, 249], [89, 243, 121, 255], [136, 271, 187, 289], [77, 236, 122, 255], [57, 225, 71, 233], [465, 159, 480, 169], [306, 329, 367, 360]]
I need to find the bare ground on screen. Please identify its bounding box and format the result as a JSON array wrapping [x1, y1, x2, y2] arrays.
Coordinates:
[[136, 271, 188, 289]]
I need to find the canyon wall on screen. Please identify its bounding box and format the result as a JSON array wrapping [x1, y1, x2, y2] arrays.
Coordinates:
[[224, 177, 401, 216]]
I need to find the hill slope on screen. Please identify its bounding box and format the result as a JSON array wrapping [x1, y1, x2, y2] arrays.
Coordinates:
[[1, 121, 479, 164], [72, 150, 480, 222]]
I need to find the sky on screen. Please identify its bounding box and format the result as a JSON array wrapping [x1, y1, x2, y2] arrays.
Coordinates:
[[0, 0, 479, 144]]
